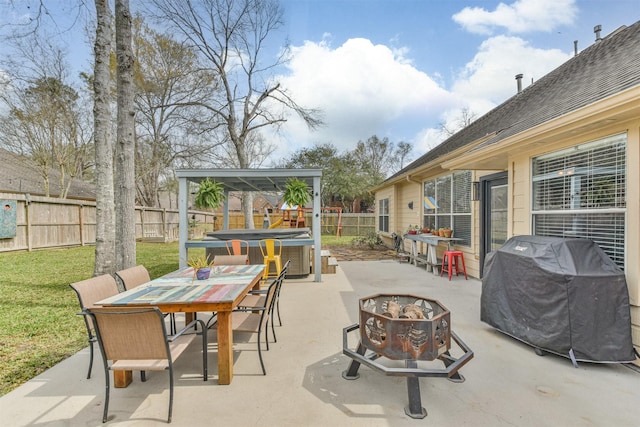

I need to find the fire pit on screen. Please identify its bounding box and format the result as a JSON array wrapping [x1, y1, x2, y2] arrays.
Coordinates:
[[343, 294, 473, 419], [359, 294, 450, 361]]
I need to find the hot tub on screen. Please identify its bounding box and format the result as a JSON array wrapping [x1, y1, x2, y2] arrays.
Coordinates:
[[204, 228, 312, 277]]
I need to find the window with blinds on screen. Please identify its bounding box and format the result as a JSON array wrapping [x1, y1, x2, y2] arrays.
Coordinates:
[[532, 133, 626, 269], [378, 198, 389, 233], [423, 171, 472, 246]]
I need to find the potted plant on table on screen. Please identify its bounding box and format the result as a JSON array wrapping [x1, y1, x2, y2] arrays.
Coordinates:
[[283, 178, 311, 226], [407, 225, 419, 235], [188, 254, 214, 280]]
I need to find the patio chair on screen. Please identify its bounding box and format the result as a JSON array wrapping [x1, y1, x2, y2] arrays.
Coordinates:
[[114, 265, 151, 291], [213, 254, 249, 265], [239, 260, 290, 342], [209, 273, 279, 375], [69, 274, 120, 379], [115, 265, 177, 334], [259, 238, 282, 281], [86, 307, 207, 423], [225, 239, 250, 264]]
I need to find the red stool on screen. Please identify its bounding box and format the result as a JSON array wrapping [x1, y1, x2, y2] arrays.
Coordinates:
[[440, 250, 468, 280]]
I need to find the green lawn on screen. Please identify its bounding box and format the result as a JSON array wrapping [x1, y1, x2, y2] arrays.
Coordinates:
[[0, 242, 182, 396], [0, 236, 358, 396]]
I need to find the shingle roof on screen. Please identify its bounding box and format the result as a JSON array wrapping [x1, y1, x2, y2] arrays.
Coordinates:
[[0, 148, 95, 199], [385, 20, 640, 182]]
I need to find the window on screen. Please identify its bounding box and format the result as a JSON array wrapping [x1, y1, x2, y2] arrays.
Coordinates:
[[532, 133, 626, 269], [378, 198, 389, 233], [423, 171, 472, 246]]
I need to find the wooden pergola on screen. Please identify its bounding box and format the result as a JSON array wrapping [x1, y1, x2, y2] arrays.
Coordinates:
[[175, 168, 323, 282]]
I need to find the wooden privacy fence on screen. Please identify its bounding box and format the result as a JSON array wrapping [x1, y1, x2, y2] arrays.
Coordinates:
[[0, 193, 376, 253]]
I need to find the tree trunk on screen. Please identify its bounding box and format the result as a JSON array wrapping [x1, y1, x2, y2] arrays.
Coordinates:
[[115, 0, 136, 270], [242, 191, 255, 229], [93, 0, 116, 276]]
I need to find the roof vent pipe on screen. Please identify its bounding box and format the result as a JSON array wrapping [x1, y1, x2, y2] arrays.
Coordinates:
[[594, 25, 602, 42], [515, 73, 523, 93], [574, 40, 578, 56]]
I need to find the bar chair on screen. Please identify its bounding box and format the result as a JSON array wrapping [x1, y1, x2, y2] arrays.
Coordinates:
[[259, 238, 282, 282], [440, 250, 468, 280]]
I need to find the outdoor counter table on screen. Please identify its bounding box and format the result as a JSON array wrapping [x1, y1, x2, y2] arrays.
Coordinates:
[[96, 264, 265, 386], [404, 233, 462, 274]]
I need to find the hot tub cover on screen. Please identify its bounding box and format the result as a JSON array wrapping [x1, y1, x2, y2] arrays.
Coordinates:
[[481, 235, 635, 364], [206, 228, 310, 241]]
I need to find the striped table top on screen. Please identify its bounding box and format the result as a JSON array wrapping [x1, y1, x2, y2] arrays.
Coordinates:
[[97, 264, 265, 306]]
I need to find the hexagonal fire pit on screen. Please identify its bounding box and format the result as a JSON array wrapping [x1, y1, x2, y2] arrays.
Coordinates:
[[343, 294, 473, 419], [359, 294, 450, 361]]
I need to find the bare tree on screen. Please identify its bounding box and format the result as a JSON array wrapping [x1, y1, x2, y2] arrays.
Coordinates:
[[148, 0, 323, 227], [395, 141, 413, 171], [93, 0, 116, 275], [114, 0, 136, 270], [0, 30, 93, 199], [439, 107, 477, 138], [132, 17, 223, 207]]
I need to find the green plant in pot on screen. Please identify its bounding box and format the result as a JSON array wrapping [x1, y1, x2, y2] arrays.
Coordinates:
[[283, 177, 311, 224], [194, 177, 225, 210], [187, 254, 214, 280]]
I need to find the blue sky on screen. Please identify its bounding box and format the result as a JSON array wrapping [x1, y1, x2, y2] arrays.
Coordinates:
[[269, 0, 638, 157], [1, 0, 637, 161]]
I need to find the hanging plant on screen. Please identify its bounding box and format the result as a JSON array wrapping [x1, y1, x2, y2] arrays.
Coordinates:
[[194, 177, 225, 210], [283, 177, 311, 209]]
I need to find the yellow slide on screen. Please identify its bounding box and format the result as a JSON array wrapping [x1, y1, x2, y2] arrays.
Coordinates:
[[269, 217, 283, 229]]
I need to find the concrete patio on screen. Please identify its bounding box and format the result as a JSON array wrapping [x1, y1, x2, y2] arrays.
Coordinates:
[[2, 259, 639, 426]]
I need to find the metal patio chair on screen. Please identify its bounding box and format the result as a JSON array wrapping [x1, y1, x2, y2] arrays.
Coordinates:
[[86, 307, 206, 423], [239, 260, 290, 342], [69, 274, 120, 379], [115, 265, 177, 334], [209, 273, 279, 375]]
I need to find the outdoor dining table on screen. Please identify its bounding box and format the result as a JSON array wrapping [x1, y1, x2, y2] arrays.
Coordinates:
[[96, 264, 265, 386], [404, 233, 462, 274]]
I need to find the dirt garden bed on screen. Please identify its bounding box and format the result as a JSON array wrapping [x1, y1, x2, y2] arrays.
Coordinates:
[[323, 244, 397, 262]]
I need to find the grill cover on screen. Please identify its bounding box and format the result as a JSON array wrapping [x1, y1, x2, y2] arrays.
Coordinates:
[[481, 235, 635, 363]]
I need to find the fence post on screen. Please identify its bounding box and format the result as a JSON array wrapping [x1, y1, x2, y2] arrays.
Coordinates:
[[26, 197, 32, 252], [162, 208, 167, 241], [79, 205, 85, 246], [139, 207, 144, 240]]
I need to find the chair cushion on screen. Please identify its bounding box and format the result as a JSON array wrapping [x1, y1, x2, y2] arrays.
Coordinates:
[[240, 294, 265, 307]]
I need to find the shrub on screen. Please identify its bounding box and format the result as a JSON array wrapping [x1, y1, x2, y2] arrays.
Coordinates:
[[352, 231, 382, 249]]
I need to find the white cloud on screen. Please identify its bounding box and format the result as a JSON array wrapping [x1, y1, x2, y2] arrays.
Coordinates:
[[453, 35, 571, 103], [275, 38, 456, 153], [412, 35, 571, 154], [453, 0, 577, 35], [271, 3, 578, 160]]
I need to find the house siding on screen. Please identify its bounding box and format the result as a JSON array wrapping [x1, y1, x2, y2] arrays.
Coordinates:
[[375, 21, 640, 355]]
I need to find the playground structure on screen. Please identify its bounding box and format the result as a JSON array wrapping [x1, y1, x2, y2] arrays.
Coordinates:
[[266, 206, 343, 237]]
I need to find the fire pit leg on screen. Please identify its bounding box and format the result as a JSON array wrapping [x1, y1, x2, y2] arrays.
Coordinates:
[[404, 360, 427, 419], [439, 351, 465, 383], [342, 342, 366, 380]]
